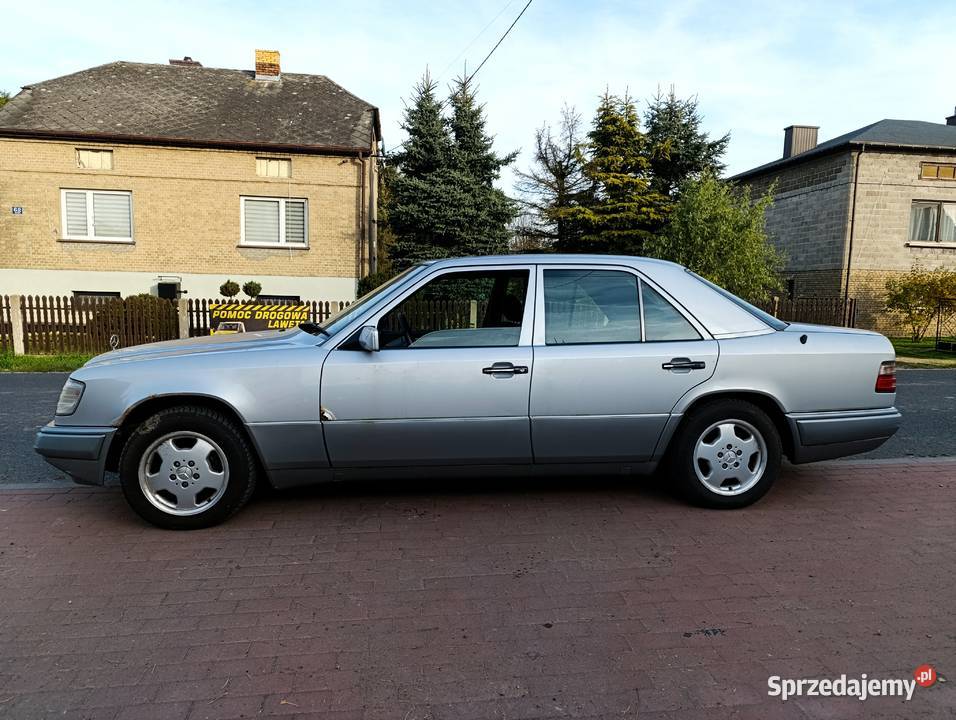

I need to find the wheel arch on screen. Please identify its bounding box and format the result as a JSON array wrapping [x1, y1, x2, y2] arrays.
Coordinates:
[[105, 394, 270, 484], [660, 390, 795, 462]]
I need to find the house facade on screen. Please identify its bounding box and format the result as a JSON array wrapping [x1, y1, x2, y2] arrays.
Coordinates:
[[0, 51, 380, 301], [732, 113, 956, 331]]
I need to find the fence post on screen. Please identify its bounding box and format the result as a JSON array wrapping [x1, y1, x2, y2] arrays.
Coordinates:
[[9, 295, 25, 356], [177, 298, 190, 339]]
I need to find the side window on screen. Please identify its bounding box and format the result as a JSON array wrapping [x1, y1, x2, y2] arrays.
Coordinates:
[[641, 282, 701, 341], [544, 270, 641, 345], [378, 269, 529, 349]]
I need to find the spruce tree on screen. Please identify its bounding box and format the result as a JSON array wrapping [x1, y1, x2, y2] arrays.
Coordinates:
[[644, 87, 730, 197], [561, 92, 669, 255]]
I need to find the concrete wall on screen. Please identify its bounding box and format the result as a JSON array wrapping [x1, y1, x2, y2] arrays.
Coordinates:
[[0, 137, 374, 300]]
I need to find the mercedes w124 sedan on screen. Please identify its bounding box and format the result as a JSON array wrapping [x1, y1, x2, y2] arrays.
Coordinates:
[[36, 255, 901, 529]]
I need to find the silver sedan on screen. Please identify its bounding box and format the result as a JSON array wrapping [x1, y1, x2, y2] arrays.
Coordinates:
[[36, 255, 901, 529]]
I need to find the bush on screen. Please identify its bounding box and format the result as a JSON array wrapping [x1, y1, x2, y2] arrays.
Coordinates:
[[219, 279, 240, 298], [357, 269, 398, 297], [242, 280, 262, 299], [885, 263, 956, 341]]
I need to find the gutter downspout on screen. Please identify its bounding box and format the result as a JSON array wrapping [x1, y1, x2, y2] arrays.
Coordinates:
[[369, 145, 379, 275], [843, 145, 865, 304]]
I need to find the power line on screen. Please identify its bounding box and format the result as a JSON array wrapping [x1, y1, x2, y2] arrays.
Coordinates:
[[436, 0, 518, 83], [384, 0, 534, 157], [465, 0, 533, 84]]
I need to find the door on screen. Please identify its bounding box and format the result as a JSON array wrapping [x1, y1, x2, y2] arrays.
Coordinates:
[[321, 265, 535, 467], [530, 266, 717, 463]]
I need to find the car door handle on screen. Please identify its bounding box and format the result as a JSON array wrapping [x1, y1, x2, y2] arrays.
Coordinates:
[[482, 362, 529, 376], [662, 357, 706, 371]]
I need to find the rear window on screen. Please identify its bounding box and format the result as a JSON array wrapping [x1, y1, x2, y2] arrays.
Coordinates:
[[687, 271, 788, 331]]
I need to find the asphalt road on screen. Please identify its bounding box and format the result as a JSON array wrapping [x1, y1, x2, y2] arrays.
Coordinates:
[[1, 369, 953, 486]]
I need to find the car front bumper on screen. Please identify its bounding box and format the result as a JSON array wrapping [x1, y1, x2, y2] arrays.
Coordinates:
[[787, 407, 901, 463], [34, 423, 116, 485]]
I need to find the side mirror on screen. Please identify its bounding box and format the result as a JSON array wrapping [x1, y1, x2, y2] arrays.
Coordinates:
[[357, 325, 380, 352]]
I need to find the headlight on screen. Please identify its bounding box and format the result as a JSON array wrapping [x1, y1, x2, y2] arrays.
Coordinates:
[[56, 379, 85, 416]]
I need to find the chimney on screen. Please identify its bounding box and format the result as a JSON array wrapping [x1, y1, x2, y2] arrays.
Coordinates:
[[255, 49, 281, 81], [946, 107, 956, 126], [169, 56, 202, 67], [783, 125, 819, 159]]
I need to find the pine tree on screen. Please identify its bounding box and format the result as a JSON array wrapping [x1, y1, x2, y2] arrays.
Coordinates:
[[514, 105, 591, 251], [644, 87, 729, 197], [446, 75, 517, 257], [561, 92, 669, 255]]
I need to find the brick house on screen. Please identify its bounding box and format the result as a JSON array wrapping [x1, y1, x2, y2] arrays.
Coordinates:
[[0, 51, 380, 301], [732, 112, 956, 330]]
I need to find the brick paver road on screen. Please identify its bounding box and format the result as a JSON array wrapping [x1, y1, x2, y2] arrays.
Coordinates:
[[1, 461, 953, 719]]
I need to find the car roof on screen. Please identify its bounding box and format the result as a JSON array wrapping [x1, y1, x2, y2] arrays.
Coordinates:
[[424, 254, 682, 270]]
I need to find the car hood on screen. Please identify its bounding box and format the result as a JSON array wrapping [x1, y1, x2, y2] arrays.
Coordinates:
[[82, 329, 313, 367]]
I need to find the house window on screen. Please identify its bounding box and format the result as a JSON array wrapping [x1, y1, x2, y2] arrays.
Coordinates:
[[76, 149, 113, 170], [909, 201, 956, 243], [60, 189, 132, 242], [240, 197, 307, 247], [73, 290, 121, 299], [255, 157, 291, 178], [920, 162, 956, 181]]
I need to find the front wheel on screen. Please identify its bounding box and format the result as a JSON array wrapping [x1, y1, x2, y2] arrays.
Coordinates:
[[670, 399, 781, 508], [119, 406, 257, 529]]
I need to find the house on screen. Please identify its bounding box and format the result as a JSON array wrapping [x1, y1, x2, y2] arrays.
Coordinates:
[[0, 50, 380, 301], [732, 111, 956, 330]]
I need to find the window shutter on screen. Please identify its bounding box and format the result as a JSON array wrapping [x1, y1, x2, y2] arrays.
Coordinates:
[[244, 199, 280, 244], [92, 193, 131, 238], [285, 201, 306, 244], [64, 192, 89, 237]]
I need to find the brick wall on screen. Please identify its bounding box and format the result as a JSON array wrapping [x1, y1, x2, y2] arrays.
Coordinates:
[[0, 137, 374, 297]]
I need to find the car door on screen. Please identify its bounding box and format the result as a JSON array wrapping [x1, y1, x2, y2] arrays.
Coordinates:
[[530, 265, 718, 463], [321, 264, 536, 467]]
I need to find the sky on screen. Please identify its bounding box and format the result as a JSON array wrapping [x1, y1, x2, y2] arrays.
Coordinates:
[[3, 0, 955, 187]]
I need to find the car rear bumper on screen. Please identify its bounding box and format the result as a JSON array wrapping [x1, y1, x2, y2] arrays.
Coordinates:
[[787, 407, 901, 463], [34, 423, 115, 485]]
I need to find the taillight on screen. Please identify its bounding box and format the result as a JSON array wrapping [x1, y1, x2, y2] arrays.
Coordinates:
[[875, 361, 896, 393]]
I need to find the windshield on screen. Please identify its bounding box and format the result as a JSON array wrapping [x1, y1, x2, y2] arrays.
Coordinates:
[[687, 271, 789, 331], [316, 265, 428, 338]]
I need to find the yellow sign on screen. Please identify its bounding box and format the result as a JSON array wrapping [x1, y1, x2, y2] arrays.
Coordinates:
[[209, 303, 310, 333]]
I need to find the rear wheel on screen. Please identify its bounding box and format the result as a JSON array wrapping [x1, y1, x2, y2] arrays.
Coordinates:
[[670, 399, 781, 508], [119, 406, 257, 529]]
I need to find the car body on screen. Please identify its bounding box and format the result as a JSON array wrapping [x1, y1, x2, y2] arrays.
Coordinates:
[[35, 255, 901, 528]]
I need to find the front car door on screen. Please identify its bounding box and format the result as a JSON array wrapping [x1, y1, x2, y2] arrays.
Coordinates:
[[321, 264, 536, 467], [530, 264, 718, 463]]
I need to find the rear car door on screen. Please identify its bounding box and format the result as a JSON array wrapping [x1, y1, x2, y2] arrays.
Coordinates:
[[530, 265, 718, 463], [320, 265, 535, 467]]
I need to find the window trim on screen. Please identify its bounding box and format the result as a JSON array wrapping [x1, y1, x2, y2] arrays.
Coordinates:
[[338, 264, 537, 350], [75, 148, 114, 171], [255, 156, 292, 178], [907, 199, 956, 244], [239, 195, 309, 249], [533, 264, 709, 346], [59, 189, 134, 243], [919, 162, 956, 181]]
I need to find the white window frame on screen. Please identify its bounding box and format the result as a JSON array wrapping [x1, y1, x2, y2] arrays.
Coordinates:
[[59, 189, 134, 243], [239, 196, 309, 248]]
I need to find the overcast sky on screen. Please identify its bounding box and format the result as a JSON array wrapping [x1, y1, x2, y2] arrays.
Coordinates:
[[3, 0, 955, 186]]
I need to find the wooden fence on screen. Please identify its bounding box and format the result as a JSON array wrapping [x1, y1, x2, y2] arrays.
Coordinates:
[[186, 298, 350, 337], [0, 295, 12, 353], [761, 296, 857, 328], [19, 295, 179, 355]]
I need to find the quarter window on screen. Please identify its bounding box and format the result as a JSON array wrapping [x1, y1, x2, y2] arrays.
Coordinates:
[[378, 269, 529, 349], [241, 197, 307, 247], [60, 189, 132, 242], [641, 283, 701, 341], [909, 201, 956, 243]]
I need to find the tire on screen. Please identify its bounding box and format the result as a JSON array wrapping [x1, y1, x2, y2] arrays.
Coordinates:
[[119, 405, 257, 530], [669, 399, 781, 509]]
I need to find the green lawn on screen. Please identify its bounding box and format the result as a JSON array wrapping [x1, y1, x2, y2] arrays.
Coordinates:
[[0, 352, 95, 372], [890, 338, 956, 368]]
